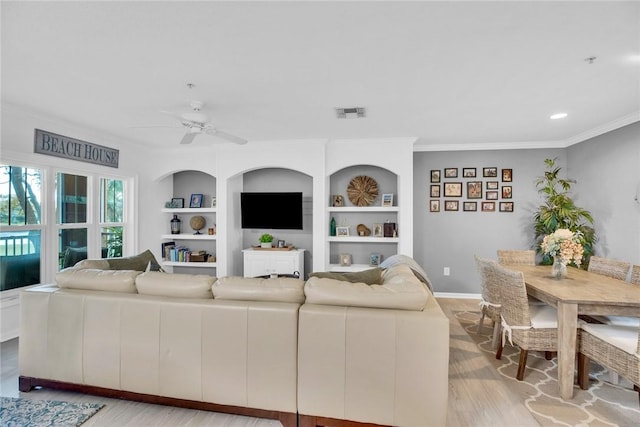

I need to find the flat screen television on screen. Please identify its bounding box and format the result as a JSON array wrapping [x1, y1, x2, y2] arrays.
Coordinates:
[[241, 192, 303, 230]]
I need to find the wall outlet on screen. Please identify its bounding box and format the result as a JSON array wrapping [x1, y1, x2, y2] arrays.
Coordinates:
[[443, 267, 450, 276]]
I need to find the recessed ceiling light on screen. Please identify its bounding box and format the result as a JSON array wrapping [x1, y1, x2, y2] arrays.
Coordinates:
[[550, 113, 568, 120]]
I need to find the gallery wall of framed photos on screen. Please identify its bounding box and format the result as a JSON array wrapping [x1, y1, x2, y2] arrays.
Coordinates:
[[429, 166, 513, 213]]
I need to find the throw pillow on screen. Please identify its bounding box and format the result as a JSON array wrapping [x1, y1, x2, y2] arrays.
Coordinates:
[[108, 249, 159, 271], [308, 267, 382, 285]]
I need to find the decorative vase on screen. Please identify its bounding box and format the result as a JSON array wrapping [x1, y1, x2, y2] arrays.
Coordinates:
[[261, 242, 272, 248], [551, 259, 567, 279], [330, 217, 336, 236], [170, 214, 181, 234]]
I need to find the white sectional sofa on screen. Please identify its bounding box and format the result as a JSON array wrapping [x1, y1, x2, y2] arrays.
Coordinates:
[[19, 258, 449, 427]]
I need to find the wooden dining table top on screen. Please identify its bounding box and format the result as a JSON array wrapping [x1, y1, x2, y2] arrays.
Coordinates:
[[504, 264, 640, 315]]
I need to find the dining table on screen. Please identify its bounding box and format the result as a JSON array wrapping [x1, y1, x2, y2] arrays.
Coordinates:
[[504, 264, 640, 400]]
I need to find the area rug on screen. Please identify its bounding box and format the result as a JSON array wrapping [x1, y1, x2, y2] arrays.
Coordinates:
[[0, 397, 104, 427], [455, 311, 640, 427]]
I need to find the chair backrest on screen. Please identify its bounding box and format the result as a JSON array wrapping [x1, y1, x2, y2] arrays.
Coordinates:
[[497, 249, 535, 266], [587, 256, 631, 281], [630, 265, 640, 286], [475, 255, 498, 303], [491, 263, 531, 327]]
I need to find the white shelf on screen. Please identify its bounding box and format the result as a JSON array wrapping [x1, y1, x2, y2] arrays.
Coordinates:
[[327, 236, 399, 243], [161, 234, 217, 240], [327, 263, 374, 272], [327, 206, 399, 213], [162, 207, 217, 213], [163, 261, 217, 268]]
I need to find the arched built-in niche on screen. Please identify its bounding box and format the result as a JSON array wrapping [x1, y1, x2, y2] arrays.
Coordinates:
[[223, 167, 314, 277], [327, 165, 399, 270], [157, 170, 217, 276]]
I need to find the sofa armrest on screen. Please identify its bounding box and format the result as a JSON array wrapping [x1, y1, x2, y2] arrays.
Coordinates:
[[297, 295, 449, 426]]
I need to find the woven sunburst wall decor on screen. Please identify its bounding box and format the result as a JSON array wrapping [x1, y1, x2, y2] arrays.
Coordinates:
[[347, 175, 379, 206]]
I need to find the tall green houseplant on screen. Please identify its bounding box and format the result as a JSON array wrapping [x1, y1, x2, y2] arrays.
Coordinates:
[[534, 158, 596, 267]]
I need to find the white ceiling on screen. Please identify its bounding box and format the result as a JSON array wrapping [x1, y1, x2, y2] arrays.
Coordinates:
[[2, 1, 639, 150]]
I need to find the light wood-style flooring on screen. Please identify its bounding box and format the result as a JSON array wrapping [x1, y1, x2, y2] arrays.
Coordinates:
[[0, 298, 540, 426]]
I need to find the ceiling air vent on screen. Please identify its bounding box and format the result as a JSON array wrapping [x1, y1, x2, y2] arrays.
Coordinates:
[[335, 107, 366, 119]]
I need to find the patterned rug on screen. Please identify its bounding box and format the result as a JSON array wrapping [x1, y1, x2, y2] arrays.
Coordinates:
[[455, 311, 640, 427], [0, 397, 104, 427]]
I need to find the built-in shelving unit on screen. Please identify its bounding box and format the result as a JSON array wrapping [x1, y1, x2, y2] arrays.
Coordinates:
[[326, 166, 399, 271], [160, 172, 217, 272]]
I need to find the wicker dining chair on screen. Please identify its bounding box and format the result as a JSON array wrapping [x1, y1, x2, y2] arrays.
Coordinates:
[[587, 256, 631, 281], [587, 261, 638, 328], [631, 265, 640, 286], [475, 256, 502, 349], [578, 323, 640, 403], [497, 249, 535, 266], [492, 262, 559, 381], [497, 249, 546, 306]]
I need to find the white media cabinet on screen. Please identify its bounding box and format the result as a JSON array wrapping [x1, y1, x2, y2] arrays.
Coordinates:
[[242, 248, 305, 278]]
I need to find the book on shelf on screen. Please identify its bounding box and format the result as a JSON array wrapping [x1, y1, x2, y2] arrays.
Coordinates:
[[161, 241, 175, 260]]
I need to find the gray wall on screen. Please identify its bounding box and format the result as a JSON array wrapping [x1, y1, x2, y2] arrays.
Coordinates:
[[568, 122, 640, 263], [413, 148, 565, 294]]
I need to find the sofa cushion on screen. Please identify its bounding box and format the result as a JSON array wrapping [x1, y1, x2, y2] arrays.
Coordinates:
[[213, 276, 305, 304], [304, 265, 429, 311], [56, 268, 141, 293], [308, 267, 382, 285], [135, 271, 215, 299], [108, 249, 160, 272], [73, 259, 110, 270]]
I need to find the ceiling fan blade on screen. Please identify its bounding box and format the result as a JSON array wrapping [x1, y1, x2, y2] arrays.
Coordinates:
[[129, 125, 182, 129], [204, 128, 248, 145], [180, 132, 198, 145]]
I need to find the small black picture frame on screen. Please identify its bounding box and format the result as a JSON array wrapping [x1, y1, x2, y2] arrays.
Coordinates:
[[466, 181, 482, 199], [444, 168, 458, 178], [499, 202, 514, 212], [430, 170, 441, 183], [430, 184, 440, 198], [445, 200, 459, 211], [502, 168, 513, 182], [171, 197, 184, 208], [462, 167, 476, 178], [483, 167, 498, 178], [189, 193, 203, 208], [502, 186, 512, 199], [463, 201, 477, 212], [482, 202, 495, 212], [444, 182, 463, 197], [277, 239, 286, 248]]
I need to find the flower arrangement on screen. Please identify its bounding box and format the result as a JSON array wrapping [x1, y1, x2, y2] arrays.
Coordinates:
[[540, 228, 584, 266]]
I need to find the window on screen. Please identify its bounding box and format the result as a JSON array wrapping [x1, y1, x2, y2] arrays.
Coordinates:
[[0, 166, 42, 291], [100, 178, 124, 258], [57, 172, 88, 270], [1, 162, 132, 286]]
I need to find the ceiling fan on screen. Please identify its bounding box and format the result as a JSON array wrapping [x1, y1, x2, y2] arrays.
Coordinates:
[[158, 100, 248, 145]]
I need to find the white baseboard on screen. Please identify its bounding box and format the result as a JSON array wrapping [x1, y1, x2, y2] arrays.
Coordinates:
[[434, 292, 481, 299]]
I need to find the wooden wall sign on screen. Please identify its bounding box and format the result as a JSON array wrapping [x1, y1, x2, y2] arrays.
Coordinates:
[[34, 129, 119, 168]]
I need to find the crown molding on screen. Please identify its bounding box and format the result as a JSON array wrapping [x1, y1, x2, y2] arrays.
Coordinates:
[[562, 111, 640, 147], [414, 111, 640, 152], [413, 140, 565, 152]]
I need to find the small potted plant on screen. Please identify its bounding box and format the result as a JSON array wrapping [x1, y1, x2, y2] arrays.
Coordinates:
[[258, 233, 274, 248]]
